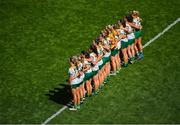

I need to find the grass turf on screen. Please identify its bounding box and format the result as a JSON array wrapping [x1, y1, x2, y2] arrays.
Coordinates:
[[0, 0, 179, 123], [50, 23, 180, 124]]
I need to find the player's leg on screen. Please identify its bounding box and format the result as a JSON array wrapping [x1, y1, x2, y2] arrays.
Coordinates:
[[121, 41, 129, 67], [110, 55, 116, 75], [127, 43, 132, 62], [130, 40, 135, 63], [138, 36, 144, 58]]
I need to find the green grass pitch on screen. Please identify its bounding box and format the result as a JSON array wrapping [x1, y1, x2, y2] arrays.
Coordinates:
[[0, 0, 180, 123]]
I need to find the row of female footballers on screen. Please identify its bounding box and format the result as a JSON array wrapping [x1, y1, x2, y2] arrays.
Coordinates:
[[68, 11, 143, 110]]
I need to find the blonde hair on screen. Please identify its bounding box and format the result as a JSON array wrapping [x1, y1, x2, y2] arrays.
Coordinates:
[[132, 10, 139, 16]]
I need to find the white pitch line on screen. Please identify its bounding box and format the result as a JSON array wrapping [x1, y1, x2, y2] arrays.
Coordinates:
[[143, 18, 180, 48], [41, 105, 67, 125], [41, 17, 180, 125]]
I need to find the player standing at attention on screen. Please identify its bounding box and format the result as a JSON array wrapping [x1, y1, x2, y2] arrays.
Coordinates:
[[124, 16, 136, 64], [89, 45, 100, 94], [117, 19, 129, 67], [106, 27, 117, 75], [131, 10, 144, 59], [82, 51, 93, 96], [112, 25, 121, 72], [68, 57, 84, 110], [76, 56, 86, 102], [100, 35, 111, 83], [93, 40, 105, 88]]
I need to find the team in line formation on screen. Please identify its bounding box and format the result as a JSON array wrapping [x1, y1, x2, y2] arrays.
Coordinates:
[[68, 10, 144, 110]]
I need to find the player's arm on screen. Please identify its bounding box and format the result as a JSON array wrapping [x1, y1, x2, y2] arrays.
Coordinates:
[[128, 22, 142, 29], [119, 34, 127, 39], [83, 64, 90, 72], [68, 70, 78, 83], [120, 25, 130, 33]]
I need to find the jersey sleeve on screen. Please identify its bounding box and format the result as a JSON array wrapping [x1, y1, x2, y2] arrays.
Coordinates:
[[68, 68, 75, 77]]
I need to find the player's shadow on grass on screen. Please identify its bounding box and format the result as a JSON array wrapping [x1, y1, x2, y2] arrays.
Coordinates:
[[45, 83, 72, 105]]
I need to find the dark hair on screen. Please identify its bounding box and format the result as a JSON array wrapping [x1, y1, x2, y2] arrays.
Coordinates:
[[120, 19, 126, 27], [95, 37, 99, 43], [112, 24, 116, 29], [105, 29, 109, 36], [126, 15, 133, 23], [96, 40, 100, 45], [84, 51, 90, 58], [100, 30, 106, 38], [81, 50, 86, 55], [90, 44, 98, 56], [114, 24, 119, 29], [69, 57, 76, 64], [69, 57, 73, 63], [100, 32, 103, 37]]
